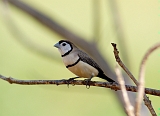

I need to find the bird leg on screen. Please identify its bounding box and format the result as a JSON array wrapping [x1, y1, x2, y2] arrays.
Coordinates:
[[84, 76, 94, 89], [66, 77, 80, 87]]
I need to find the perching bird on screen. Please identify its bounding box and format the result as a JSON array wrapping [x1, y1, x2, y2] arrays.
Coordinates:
[[54, 40, 116, 84]]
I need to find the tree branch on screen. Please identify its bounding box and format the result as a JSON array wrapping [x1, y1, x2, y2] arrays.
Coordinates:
[[0, 74, 160, 97], [115, 65, 134, 116], [135, 42, 160, 116], [111, 43, 157, 116]]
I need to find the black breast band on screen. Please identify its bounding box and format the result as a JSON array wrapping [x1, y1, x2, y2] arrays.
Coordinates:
[[66, 58, 81, 68], [61, 50, 72, 57]]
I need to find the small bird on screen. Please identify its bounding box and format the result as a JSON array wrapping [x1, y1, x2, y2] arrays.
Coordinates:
[[54, 40, 116, 85]]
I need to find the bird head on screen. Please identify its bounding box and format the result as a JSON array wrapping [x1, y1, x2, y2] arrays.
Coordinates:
[[54, 40, 75, 56]]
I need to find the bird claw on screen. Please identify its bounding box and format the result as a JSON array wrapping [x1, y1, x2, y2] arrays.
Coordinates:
[[111, 81, 118, 85], [66, 77, 79, 88], [84, 79, 91, 89], [66, 79, 73, 88], [55, 80, 59, 86]]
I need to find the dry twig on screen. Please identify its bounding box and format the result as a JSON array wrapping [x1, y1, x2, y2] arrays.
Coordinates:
[[0, 74, 160, 97], [111, 43, 157, 116], [115, 65, 134, 116], [135, 42, 160, 116]]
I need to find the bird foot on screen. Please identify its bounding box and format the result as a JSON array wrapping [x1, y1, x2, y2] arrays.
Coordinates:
[[84, 78, 92, 89], [66, 77, 79, 88], [111, 81, 118, 85], [110, 81, 118, 91]]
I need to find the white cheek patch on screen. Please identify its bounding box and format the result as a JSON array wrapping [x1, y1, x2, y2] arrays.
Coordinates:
[[65, 44, 72, 51], [61, 44, 72, 55]]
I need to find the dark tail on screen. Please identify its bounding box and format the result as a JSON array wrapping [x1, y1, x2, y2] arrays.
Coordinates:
[[98, 73, 116, 82]]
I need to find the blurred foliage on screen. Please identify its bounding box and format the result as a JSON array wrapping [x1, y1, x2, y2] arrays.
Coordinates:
[[0, 0, 160, 116]]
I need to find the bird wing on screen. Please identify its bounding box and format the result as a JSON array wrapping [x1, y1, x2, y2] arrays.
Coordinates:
[[77, 50, 104, 74]]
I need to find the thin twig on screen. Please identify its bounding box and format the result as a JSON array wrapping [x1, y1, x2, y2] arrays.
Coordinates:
[[115, 65, 134, 116], [135, 42, 160, 116], [111, 43, 157, 116], [111, 43, 138, 84], [0, 74, 160, 96]]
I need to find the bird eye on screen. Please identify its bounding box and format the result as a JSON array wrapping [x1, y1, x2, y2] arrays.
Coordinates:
[[62, 43, 66, 46]]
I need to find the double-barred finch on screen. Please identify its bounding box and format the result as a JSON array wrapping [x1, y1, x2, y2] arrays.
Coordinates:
[[54, 40, 116, 84]]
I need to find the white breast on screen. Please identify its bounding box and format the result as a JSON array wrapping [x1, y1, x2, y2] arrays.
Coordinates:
[[62, 53, 79, 66], [68, 61, 98, 78], [62, 52, 98, 78]]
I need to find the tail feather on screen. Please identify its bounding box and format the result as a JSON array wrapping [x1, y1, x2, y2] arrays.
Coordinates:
[[98, 73, 115, 82]]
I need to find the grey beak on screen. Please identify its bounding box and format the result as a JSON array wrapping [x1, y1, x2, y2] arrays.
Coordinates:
[[54, 42, 60, 48]]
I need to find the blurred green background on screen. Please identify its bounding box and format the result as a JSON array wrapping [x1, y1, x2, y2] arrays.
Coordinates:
[[0, 0, 160, 116]]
